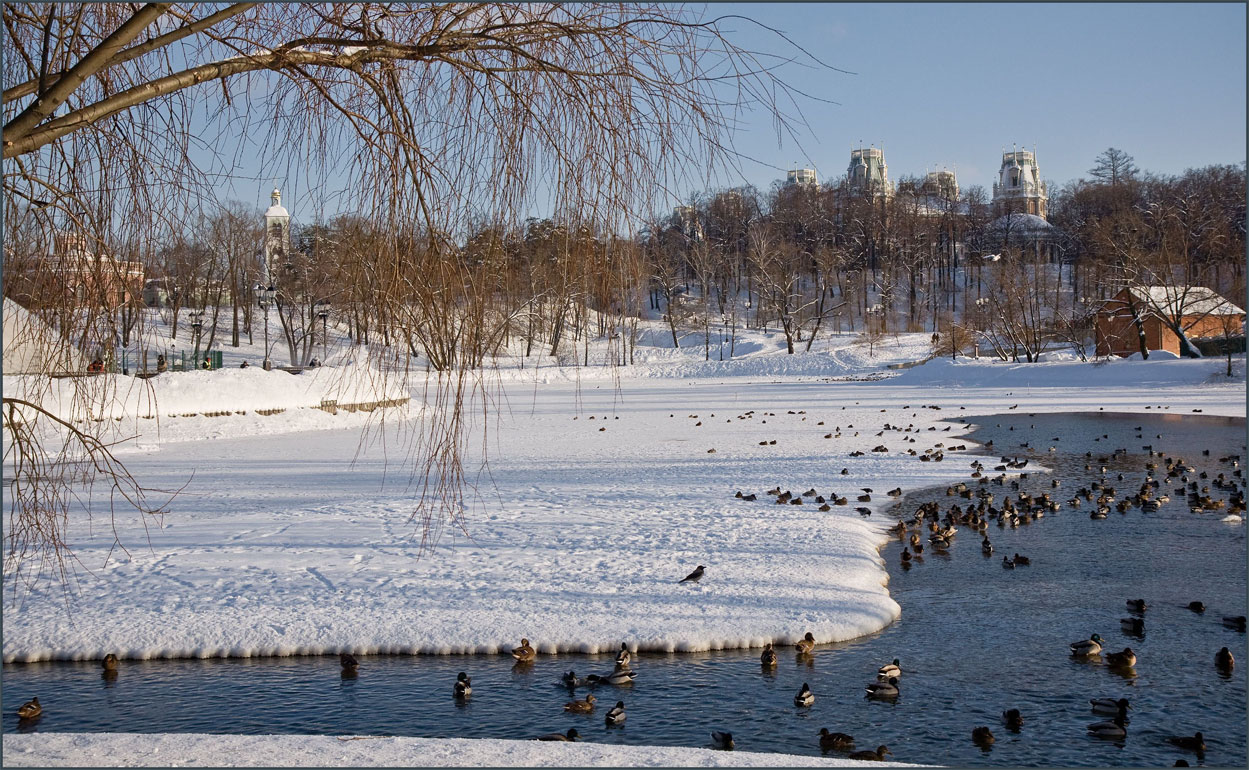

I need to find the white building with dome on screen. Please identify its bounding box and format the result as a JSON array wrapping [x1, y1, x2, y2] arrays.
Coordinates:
[[992, 149, 1047, 219], [263, 188, 290, 284]]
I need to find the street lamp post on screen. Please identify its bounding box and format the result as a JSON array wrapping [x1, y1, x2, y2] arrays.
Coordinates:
[[189, 312, 203, 364], [317, 308, 329, 362], [255, 284, 276, 370]]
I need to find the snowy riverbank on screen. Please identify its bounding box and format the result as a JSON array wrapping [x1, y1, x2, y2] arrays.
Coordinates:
[[4, 342, 1243, 663], [0, 733, 928, 767]]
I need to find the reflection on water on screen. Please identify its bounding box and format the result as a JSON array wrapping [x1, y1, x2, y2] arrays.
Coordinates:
[[4, 412, 1245, 767]]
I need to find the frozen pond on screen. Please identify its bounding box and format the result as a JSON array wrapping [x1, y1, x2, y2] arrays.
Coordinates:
[[4, 411, 1245, 767]]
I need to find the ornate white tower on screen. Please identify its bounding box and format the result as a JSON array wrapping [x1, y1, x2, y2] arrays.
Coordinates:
[[786, 167, 818, 187], [846, 147, 893, 198], [992, 149, 1047, 219], [263, 187, 290, 284]]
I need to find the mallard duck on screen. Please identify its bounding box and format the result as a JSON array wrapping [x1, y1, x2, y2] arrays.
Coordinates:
[[1070, 634, 1105, 656], [101, 654, 119, 671], [1002, 556, 1015, 569], [1186, 601, 1205, 613], [972, 726, 995, 745], [711, 730, 735, 750], [1120, 617, 1145, 634], [1087, 713, 1127, 738], [900, 547, 912, 563], [818, 728, 854, 751], [536, 728, 580, 741], [982, 539, 993, 556], [760, 643, 778, 667], [339, 652, 359, 670], [1090, 697, 1131, 717], [587, 667, 637, 685], [846, 745, 891, 761], [865, 676, 899, 699], [1126, 599, 1147, 613], [563, 693, 596, 713], [1167, 732, 1205, 752], [453, 671, 471, 698], [1013, 553, 1030, 565], [1105, 648, 1136, 668], [1222, 615, 1246, 631], [604, 700, 626, 725], [615, 643, 631, 669], [795, 631, 816, 654], [1216, 647, 1235, 668], [877, 658, 901, 679], [794, 682, 814, 707], [560, 670, 582, 688], [512, 638, 536, 662], [16, 697, 41, 719]]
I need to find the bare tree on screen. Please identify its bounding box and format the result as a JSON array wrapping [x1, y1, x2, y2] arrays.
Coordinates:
[[4, 3, 816, 577], [1088, 147, 1139, 187]]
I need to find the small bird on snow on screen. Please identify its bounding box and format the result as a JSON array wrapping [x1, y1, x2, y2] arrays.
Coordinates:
[[679, 565, 706, 583]]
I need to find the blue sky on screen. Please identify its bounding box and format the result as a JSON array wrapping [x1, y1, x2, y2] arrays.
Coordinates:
[[218, 3, 1247, 219], [705, 2, 1247, 195]]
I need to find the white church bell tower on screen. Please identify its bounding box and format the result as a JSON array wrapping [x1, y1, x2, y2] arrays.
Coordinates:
[[263, 187, 290, 284]]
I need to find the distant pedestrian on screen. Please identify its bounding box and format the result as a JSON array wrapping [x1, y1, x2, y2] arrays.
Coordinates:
[[201, 356, 211, 370], [87, 358, 104, 373], [156, 354, 167, 373], [240, 360, 250, 369]]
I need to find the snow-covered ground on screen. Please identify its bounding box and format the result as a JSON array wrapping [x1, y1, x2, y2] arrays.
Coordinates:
[[0, 733, 927, 767], [3, 319, 1243, 767]]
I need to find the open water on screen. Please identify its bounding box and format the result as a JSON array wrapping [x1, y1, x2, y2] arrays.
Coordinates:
[[4, 411, 1246, 766]]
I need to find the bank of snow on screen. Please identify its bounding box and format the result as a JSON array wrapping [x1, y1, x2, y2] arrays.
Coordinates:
[[0, 734, 925, 767], [2, 329, 1243, 664]]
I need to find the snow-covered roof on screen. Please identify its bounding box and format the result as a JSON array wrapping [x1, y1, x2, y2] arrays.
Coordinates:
[[1125, 286, 1244, 316], [264, 204, 289, 218]]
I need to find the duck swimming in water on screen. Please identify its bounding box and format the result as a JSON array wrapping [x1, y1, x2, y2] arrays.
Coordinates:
[[1167, 732, 1206, 753], [877, 658, 901, 679], [339, 652, 359, 670], [795, 631, 816, 654], [818, 728, 854, 751], [16, 697, 41, 719], [587, 666, 637, 686], [1070, 633, 1105, 656], [1090, 697, 1131, 717], [794, 682, 814, 707], [453, 672, 471, 698], [1216, 646, 1235, 669], [615, 643, 631, 669], [846, 745, 891, 761], [711, 731, 735, 750], [760, 643, 778, 667], [512, 638, 536, 662], [563, 693, 596, 713], [865, 677, 899, 699], [536, 728, 580, 741], [604, 700, 626, 725], [1105, 648, 1136, 668], [1087, 713, 1127, 739], [972, 726, 995, 745], [1002, 709, 1024, 730]]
